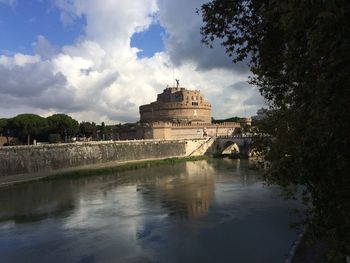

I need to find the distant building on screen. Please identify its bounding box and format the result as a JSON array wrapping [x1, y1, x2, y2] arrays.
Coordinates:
[[138, 86, 251, 140], [140, 87, 212, 124], [0, 136, 18, 146]]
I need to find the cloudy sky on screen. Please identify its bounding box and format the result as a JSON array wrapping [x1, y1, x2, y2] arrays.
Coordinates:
[[0, 0, 265, 123]]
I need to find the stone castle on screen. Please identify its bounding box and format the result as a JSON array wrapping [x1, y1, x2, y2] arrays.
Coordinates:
[[140, 87, 212, 123], [138, 85, 251, 139]]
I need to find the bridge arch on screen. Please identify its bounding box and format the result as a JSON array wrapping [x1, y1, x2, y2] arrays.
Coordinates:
[[221, 141, 240, 155]]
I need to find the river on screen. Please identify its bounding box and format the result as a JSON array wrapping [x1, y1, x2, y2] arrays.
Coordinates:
[[0, 159, 300, 263]]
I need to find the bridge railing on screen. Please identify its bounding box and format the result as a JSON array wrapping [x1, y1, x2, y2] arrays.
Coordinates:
[[216, 135, 253, 139], [215, 134, 272, 139]]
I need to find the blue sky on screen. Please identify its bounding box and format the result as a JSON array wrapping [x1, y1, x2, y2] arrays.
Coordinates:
[[0, 0, 165, 58], [131, 23, 166, 58], [0, 1, 80, 54], [0, 0, 262, 123]]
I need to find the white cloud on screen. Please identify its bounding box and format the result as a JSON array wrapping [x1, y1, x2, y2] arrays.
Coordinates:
[[0, 53, 41, 67], [0, 0, 264, 123], [32, 35, 58, 60], [54, 0, 78, 26]]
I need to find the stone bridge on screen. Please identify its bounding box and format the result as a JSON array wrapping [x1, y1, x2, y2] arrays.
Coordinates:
[[211, 135, 253, 157], [213, 136, 254, 156], [187, 135, 254, 158]]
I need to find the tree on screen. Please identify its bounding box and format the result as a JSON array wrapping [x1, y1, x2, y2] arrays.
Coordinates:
[[200, 0, 350, 260], [99, 122, 107, 140], [0, 118, 8, 136], [47, 114, 79, 142], [212, 116, 242, 123], [9, 114, 48, 145], [0, 118, 10, 145], [79, 121, 97, 139], [48, 133, 61, 144]]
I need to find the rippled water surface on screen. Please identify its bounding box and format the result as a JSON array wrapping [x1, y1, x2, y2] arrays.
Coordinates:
[[0, 159, 300, 263]]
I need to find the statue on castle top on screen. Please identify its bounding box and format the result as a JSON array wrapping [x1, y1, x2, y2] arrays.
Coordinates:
[[175, 79, 180, 87]]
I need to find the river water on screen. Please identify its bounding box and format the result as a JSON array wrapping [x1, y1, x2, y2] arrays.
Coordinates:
[[0, 159, 300, 263]]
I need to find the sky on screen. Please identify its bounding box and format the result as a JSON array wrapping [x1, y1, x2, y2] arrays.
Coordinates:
[[0, 0, 265, 123]]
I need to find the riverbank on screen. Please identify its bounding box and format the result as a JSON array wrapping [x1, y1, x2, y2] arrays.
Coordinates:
[[0, 155, 211, 188], [291, 234, 326, 263], [291, 231, 350, 263]]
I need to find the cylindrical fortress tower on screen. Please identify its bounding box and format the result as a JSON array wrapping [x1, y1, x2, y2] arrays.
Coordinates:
[[139, 87, 212, 124]]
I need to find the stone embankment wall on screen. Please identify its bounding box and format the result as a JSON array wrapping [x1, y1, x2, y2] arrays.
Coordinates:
[[0, 139, 206, 177]]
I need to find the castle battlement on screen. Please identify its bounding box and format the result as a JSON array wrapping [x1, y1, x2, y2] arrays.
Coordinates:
[[171, 122, 240, 128], [140, 86, 212, 124]]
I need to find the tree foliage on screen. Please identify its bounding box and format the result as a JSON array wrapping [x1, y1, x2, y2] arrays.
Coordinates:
[[1, 113, 118, 144], [79, 121, 97, 138], [212, 116, 241, 123], [1, 113, 117, 144], [47, 114, 79, 140], [48, 133, 61, 144], [200, 0, 350, 259], [9, 114, 48, 144], [0, 118, 8, 136], [99, 122, 112, 140]]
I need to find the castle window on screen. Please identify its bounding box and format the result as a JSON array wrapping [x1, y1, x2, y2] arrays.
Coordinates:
[[192, 102, 198, 106]]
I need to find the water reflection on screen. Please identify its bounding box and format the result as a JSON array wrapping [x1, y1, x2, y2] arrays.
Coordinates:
[[0, 159, 260, 223], [0, 159, 300, 263], [138, 161, 215, 219], [0, 181, 76, 223]]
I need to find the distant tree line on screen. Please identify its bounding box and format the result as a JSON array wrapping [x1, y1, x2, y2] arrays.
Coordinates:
[[0, 113, 130, 145], [211, 116, 242, 123]]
